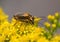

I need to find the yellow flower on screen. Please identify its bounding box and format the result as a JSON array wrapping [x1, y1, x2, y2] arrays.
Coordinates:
[[37, 37, 49, 42], [0, 8, 3, 14], [9, 26, 17, 35], [47, 15, 52, 19], [52, 24, 56, 28], [27, 33, 39, 41], [3, 29, 10, 35], [3, 21, 10, 25], [34, 16, 42, 22], [19, 26, 25, 32], [50, 35, 60, 42], [34, 27, 45, 35], [53, 19, 57, 23], [11, 18, 17, 25], [0, 14, 8, 21], [19, 35, 29, 42], [10, 35, 20, 42], [34, 28, 41, 32], [55, 12, 59, 17], [44, 22, 50, 27], [51, 15, 55, 20], [0, 35, 5, 42], [47, 15, 55, 20], [0, 8, 8, 20]]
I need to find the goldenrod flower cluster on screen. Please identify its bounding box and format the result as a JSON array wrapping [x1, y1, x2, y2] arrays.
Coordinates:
[[0, 8, 60, 42]]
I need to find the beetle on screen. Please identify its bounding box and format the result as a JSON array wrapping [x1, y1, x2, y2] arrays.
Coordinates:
[[13, 12, 34, 25]]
